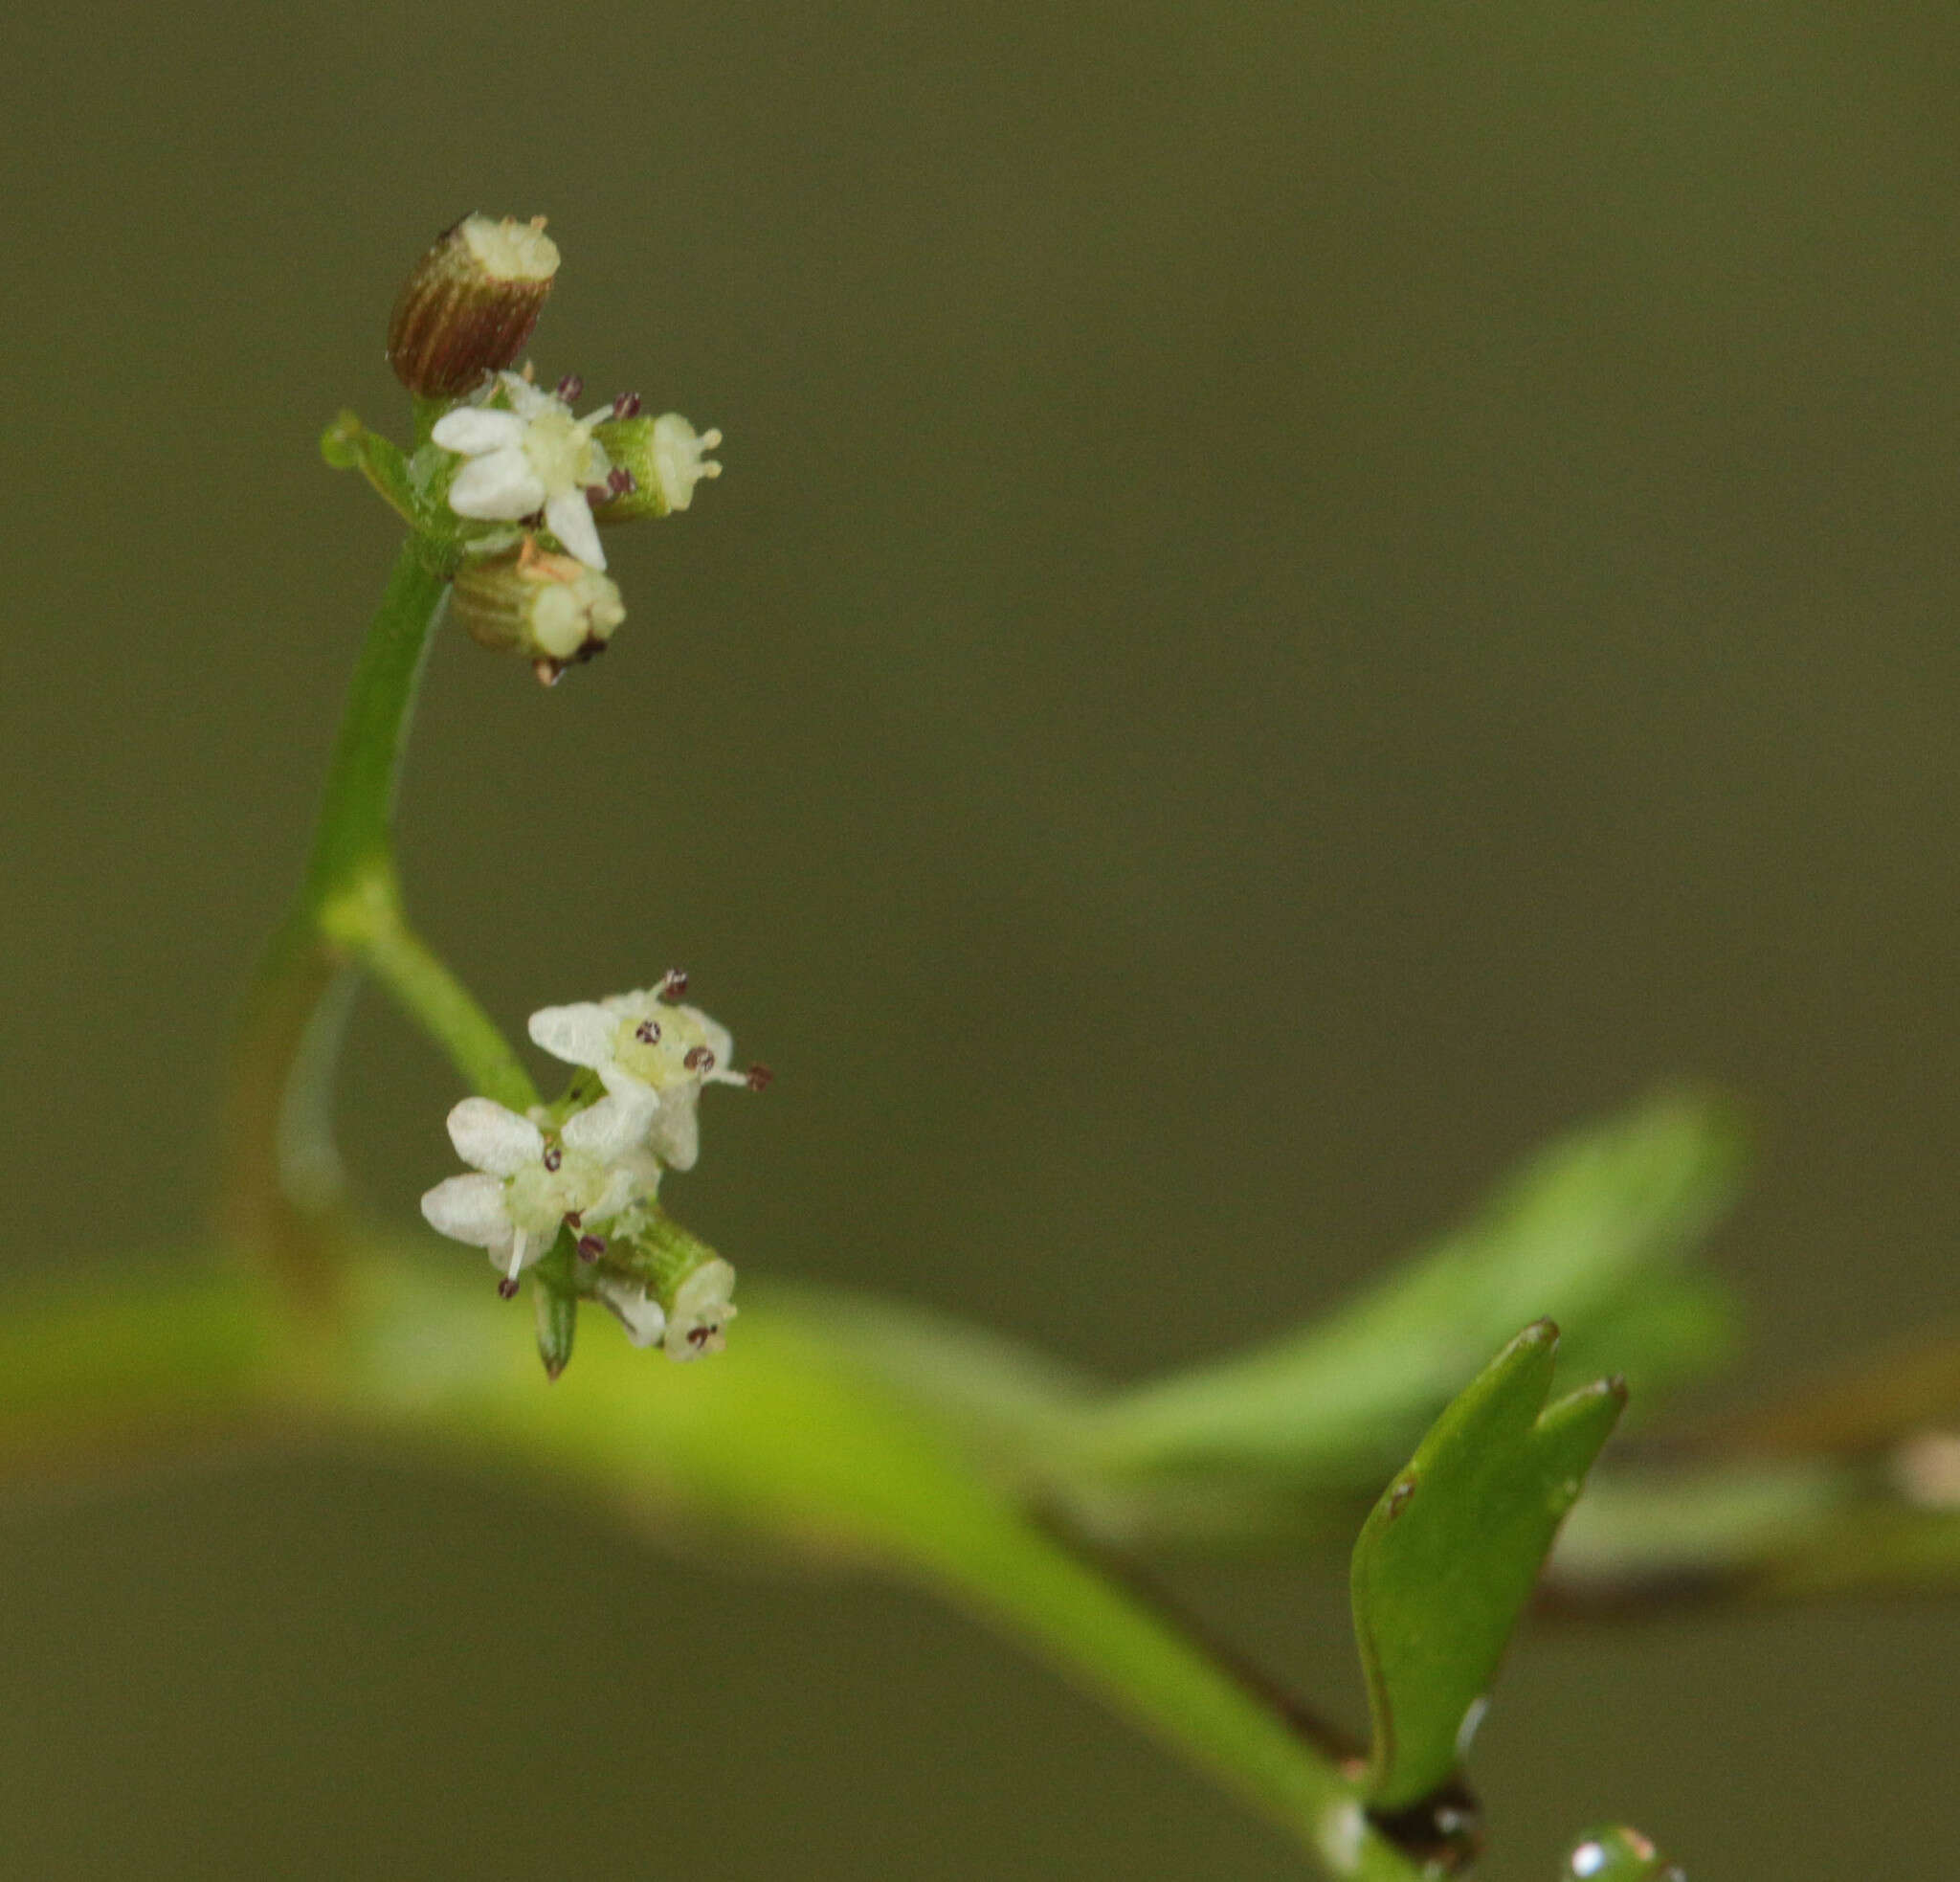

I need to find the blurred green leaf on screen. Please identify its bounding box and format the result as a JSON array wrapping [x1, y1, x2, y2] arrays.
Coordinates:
[[1350, 1321, 1625, 1811], [1061, 1090, 1740, 1491], [0, 1247, 1424, 1879], [774, 1283, 1093, 1474]]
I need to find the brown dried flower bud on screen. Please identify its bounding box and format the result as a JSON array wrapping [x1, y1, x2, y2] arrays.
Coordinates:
[[387, 214, 560, 399]]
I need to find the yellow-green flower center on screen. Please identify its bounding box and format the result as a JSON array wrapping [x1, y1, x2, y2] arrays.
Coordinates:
[[522, 408, 603, 494], [611, 1002, 719, 1090]]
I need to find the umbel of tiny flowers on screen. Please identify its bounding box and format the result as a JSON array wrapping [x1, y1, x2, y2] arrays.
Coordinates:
[[432, 370, 623, 571], [529, 970, 770, 1175], [421, 1087, 661, 1295]]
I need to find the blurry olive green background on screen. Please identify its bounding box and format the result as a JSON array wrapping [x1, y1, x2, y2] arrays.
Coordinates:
[[4, 2, 1958, 1874]]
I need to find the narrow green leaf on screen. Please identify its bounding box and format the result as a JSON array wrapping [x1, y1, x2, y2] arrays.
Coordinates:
[[1350, 1321, 1625, 1811], [779, 1284, 1092, 1471]]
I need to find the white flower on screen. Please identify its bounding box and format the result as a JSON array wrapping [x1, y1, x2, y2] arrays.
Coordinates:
[[666, 1257, 738, 1362], [432, 370, 616, 571], [527, 977, 761, 1174], [592, 1274, 668, 1349], [648, 414, 723, 514], [420, 1088, 660, 1291]]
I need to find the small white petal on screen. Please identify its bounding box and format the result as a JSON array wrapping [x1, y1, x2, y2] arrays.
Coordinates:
[[648, 1089, 702, 1173], [528, 1002, 617, 1068], [420, 1173, 513, 1247], [447, 1096, 545, 1176], [431, 408, 526, 455], [687, 1011, 735, 1069], [563, 1088, 655, 1161], [545, 490, 607, 570], [595, 1060, 657, 1102], [450, 450, 547, 522], [606, 1149, 664, 1213], [595, 1277, 668, 1349], [499, 371, 554, 417]]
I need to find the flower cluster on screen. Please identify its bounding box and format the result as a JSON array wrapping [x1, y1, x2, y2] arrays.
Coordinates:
[[418, 371, 724, 678], [381, 224, 751, 1378], [421, 975, 766, 1368], [420, 1087, 658, 1289], [377, 225, 722, 678]]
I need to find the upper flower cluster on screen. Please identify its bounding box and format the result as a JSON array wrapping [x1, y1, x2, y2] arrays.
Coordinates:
[[420, 975, 765, 1367], [362, 216, 724, 680]]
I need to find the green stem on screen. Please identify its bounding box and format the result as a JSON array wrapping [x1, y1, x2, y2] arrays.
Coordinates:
[[332, 885, 538, 1112], [301, 541, 448, 913], [921, 1528, 1399, 1875], [220, 537, 534, 1302]]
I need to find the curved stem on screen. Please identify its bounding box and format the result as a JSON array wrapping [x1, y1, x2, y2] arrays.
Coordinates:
[[219, 538, 535, 1304], [331, 881, 538, 1112]]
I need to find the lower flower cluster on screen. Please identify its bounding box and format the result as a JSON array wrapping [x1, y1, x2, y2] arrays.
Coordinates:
[[420, 975, 765, 1372]]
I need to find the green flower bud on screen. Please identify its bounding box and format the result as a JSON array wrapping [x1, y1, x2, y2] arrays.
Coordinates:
[[597, 1210, 739, 1362], [388, 213, 560, 399], [590, 412, 723, 522], [663, 1257, 738, 1362], [449, 540, 626, 686]]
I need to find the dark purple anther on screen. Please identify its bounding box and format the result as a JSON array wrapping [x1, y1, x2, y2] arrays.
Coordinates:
[[612, 392, 642, 420], [608, 467, 637, 497], [635, 1018, 662, 1044], [556, 372, 584, 402], [746, 1063, 774, 1092], [577, 1234, 607, 1263], [497, 1276, 520, 1300], [663, 968, 689, 997], [684, 1045, 716, 1073], [544, 1145, 563, 1173]]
